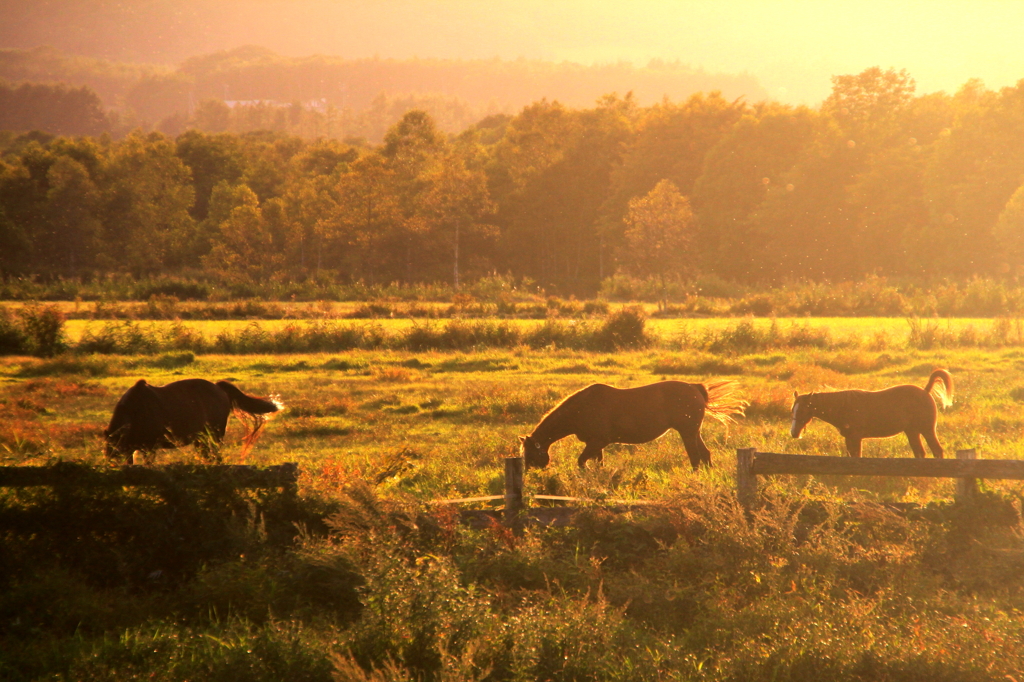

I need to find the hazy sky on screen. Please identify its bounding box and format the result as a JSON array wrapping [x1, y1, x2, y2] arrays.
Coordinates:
[[2, 0, 1023, 104]]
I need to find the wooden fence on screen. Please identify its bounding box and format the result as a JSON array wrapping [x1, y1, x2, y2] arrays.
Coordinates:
[[734, 447, 1024, 511], [0, 462, 299, 491]]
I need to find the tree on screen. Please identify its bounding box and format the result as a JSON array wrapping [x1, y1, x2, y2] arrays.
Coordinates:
[[421, 149, 495, 289], [622, 179, 694, 289], [101, 132, 196, 274], [691, 103, 817, 280], [0, 82, 109, 136], [332, 152, 402, 283], [922, 80, 1024, 274], [994, 183, 1024, 275], [203, 185, 285, 281], [603, 92, 746, 233], [175, 130, 245, 222], [490, 96, 633, 292], [822, 67, 916, 150], [44, 156, 102, 274]]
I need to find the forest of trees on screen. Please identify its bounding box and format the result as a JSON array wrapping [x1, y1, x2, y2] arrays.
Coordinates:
[[3, 66, 1024, 293]]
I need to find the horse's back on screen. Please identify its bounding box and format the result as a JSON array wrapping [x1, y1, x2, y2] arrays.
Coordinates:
[[153, 379, 232, 434], [572, 380, 704, 409], [867, 384, 937, 411], [841, 384, 938, 435], [568, 381, 706, 443]]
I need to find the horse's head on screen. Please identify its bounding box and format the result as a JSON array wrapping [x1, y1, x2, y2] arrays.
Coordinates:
[[519, 435, 550, 469], [103, 422, 131, 462], [790, 391, 814, 438]]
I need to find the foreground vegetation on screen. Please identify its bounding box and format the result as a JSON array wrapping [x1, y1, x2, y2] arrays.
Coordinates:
[[4, 315, 1024, 680]]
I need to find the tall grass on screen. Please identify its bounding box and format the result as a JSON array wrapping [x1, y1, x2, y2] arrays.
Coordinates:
[[10, 479, 1024, 680]]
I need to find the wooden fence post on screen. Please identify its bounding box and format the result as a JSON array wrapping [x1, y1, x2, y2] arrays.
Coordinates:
[[955, 448, 978, 503], [736, 448, 757, 514], [504, 457, 524, 532]]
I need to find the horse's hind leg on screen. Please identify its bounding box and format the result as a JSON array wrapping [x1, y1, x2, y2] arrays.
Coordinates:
[[680, 431, 712, 470], [844, 436, 863, 458], [577, 443, 604, 469], [922, 427, 944, 459], [905, 431, 927, 458]]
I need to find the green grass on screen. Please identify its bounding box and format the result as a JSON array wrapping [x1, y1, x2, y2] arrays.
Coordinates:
[[4, 328, 1024, 680]]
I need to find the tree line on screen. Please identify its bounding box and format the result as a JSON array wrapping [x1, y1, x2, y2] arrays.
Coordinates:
[[4, 67, 1024, 292]]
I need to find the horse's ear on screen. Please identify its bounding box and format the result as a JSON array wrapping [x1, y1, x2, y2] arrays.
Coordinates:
[[793, 390, 798, 400], [519, 436, 526, 443]]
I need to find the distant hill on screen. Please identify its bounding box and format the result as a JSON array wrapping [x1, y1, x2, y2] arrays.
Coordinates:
[[0, 46, 769, 139], [0, 46, 161, 107]]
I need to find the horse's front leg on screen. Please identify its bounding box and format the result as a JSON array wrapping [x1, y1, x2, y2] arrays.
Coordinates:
[[577, 442, 605, 469], [844, 436, 863, 458]]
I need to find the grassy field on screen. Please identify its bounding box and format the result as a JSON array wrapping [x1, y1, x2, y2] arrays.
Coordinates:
[[4, 319, 1024, 680], [55, 315, 1016, 342]]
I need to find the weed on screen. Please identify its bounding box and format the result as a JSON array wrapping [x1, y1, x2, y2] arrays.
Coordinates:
[[17, 355, 116, 377]]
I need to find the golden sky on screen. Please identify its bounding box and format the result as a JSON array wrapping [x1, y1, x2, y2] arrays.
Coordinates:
[[3, 0, 1023, 104]]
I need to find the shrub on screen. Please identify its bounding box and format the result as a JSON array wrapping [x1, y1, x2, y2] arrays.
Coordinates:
[[17, 354, 116, 377], [78, 321, 161, 355], [133, 278, 211, 301], [18, 305, 68, 357], [0, 306, 29, 354], [596, 306, 650, 350]]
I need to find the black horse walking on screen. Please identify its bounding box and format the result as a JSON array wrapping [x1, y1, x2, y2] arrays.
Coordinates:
[[104, 379, 281, 464]]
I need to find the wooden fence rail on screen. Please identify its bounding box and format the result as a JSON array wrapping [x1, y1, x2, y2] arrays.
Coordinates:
[[735, 448, 1007, 511], [0, 463, 299, 490], [430, 457, 656, 529]]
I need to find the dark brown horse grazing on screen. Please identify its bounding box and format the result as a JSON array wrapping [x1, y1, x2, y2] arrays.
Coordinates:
[[520, 380, 746, 470], [104, 379, 282, 464], [790, 369, 953, 458]]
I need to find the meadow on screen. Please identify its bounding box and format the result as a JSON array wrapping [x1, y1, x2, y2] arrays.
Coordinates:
[[4, 312, 1024, 680]]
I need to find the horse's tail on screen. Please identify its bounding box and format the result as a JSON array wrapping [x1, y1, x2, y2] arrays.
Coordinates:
[[216, 381, 284, 459], [923, 369, 953, 409], [700, 380, 748, 425], [217, 381, 283, 415]]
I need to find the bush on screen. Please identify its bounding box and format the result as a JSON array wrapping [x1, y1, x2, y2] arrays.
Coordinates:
[[78, 321, 161, 355], [17, 354, 116, 377], [596, 306, 650, 350], [133, 278, 211, 301], [0, 306, 29, 354], [18, 305, 67, 357]]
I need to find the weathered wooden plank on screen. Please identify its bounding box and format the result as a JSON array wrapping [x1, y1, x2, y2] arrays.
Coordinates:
[[749, 452, 1024, 479], [955, 449, 978, 500], [504, 457, 524, 532], [736, 448, 757, 512], [0, 463, 298, 489], [429, 495, 504, 505]]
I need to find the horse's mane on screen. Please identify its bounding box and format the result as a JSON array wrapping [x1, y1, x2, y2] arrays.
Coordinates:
[[702, 380, 747, 425]]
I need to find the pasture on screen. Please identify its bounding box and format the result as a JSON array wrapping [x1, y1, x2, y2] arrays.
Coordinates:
[[4, 316, 1024, 680]]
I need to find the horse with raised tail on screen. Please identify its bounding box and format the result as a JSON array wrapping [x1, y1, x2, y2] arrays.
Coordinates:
[[520, 380, 746, 470], [104, 378, 282, 464], [790, 369, 953, 458]]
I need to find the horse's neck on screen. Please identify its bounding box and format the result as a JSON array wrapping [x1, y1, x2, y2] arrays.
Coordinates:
[[813, 393, 848, 426], [532, 409, 574, 445]]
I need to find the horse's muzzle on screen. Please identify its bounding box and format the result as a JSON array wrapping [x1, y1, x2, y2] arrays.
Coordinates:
[[790, 420, 803, 438]]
